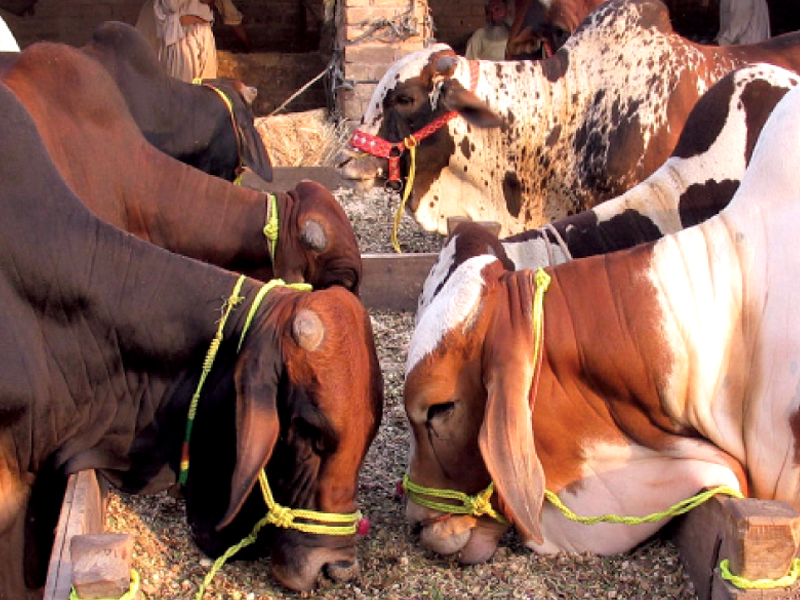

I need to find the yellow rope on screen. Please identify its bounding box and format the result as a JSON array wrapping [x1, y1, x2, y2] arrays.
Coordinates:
[[70, 569, 140, 600], [195, 471, 363, 600], [262, 193, 279, 264], [391, 136, 418, 254], [720, 558, 800, 589], [544, 486, 744, 525], [179, 276, 246, 484], [401, 474, 509, 525]]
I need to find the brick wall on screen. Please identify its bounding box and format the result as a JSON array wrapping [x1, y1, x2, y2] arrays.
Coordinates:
[[0, 0, 493, 122]]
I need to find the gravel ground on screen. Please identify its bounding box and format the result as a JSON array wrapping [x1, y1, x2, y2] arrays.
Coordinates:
[[105, 185, 708, 600]]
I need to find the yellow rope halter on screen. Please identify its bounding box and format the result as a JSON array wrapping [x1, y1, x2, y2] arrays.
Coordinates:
[[391, 135, 418, 254], [401, 474, 509, 525]]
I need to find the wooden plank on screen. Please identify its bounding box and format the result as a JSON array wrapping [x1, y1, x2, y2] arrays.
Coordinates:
[[672, 495, 800, 600], [43, 471, 106, 600], [360, 252, 438, 312]]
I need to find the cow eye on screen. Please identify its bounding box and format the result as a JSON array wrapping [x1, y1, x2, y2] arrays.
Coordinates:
[[395, 94, 415, 107], [427, 401, 456, 422]]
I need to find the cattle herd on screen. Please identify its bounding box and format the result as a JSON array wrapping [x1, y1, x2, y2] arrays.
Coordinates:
[[2, 0, 800, 599]]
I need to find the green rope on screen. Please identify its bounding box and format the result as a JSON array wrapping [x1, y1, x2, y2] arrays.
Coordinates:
[[70, 569, 140, 600], [720, 558, 800, 590], [263, 194, 279, 263]]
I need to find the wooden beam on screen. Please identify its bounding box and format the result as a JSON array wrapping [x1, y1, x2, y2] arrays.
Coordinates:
[[360, 253, 438, 312], [43, 471, 106, 600], [672, 495, 800, 600]]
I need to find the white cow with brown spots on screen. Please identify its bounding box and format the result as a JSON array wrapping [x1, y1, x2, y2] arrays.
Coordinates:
[[337, 0, 800, 236], [416, 63, 800, 317]]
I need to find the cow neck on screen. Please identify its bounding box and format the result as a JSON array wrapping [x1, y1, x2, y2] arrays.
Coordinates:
[[193, 79, 245, 183], [349, 59, 481, 188], [179, 276, 311, 485]]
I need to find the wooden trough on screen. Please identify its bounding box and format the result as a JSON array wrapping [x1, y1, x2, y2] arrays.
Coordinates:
[[43, 169, 800, 600]]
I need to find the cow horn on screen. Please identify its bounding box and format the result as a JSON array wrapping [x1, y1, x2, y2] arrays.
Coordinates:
[[300, 219, 328, 252], [293, 308, 325, 351], [435, 55, 459, 78]]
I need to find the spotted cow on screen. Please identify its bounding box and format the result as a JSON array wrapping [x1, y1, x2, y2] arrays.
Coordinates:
[[416, 63, 800, 316], [337, 0, 800, 236], [403, 83, 800, 564]]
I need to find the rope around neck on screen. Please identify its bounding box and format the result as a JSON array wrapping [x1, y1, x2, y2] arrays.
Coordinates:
[[263, 193, 279, 264], [391, 136, 418, 253], [191, 78, 244, 185], [178, 277, 310, 485]]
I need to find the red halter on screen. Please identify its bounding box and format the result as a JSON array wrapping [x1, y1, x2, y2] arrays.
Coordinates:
[[349, 60, 480, 188]]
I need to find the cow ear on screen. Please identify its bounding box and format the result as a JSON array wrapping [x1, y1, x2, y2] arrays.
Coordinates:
[[232, 80, 258, 106], [478, 271, 545, 544], [217, 342, 283, 530], [440, 80, 504, 128]]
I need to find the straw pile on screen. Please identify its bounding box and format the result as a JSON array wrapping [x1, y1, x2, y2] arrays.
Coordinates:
[[255, 109, 350, 168]]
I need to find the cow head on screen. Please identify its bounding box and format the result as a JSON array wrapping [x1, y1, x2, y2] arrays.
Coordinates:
[[404, 257, 545, 562], [335, 45, 503, 229], [416, 221, 514, 322], [273, 180, 363, 296], [185, 285, 383, 591]]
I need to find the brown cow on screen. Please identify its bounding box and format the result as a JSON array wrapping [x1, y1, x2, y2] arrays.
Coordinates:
[[336, 0, 800, 236], [402, 85, 800, 564], [0, 41, 362, 294], [0, 79, 382, 599]]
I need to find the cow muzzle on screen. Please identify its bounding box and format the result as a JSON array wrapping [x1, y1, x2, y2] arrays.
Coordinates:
[[270, 543, 360, 591], [333, 147, 386, 186]]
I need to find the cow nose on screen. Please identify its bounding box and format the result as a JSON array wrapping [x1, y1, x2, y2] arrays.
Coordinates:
[[323, 559, 360, 582]]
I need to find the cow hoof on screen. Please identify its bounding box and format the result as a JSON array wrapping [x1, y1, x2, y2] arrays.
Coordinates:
[[324, 559, 360, 582]]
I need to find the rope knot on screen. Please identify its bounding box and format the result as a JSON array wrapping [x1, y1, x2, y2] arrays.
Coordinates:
[[535, 268, 551, 292], [404, 134, 419, 148], [266, 504, 295, 529], [467, 488, 494, 517]]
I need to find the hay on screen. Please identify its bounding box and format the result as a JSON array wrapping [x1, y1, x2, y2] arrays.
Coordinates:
[[255, 109, 351, 168]]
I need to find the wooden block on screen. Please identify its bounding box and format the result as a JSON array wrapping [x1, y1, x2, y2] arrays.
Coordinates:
[[721, 498, 800, 580], [70, 534, 135, 600], [43, 470, 107, 600], [360, 252, 438, 312], [672, 495, 800, 600]]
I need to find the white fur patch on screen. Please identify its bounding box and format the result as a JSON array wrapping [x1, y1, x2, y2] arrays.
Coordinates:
[[406, 255, 497, 374], [646, 86, 800, 478]]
